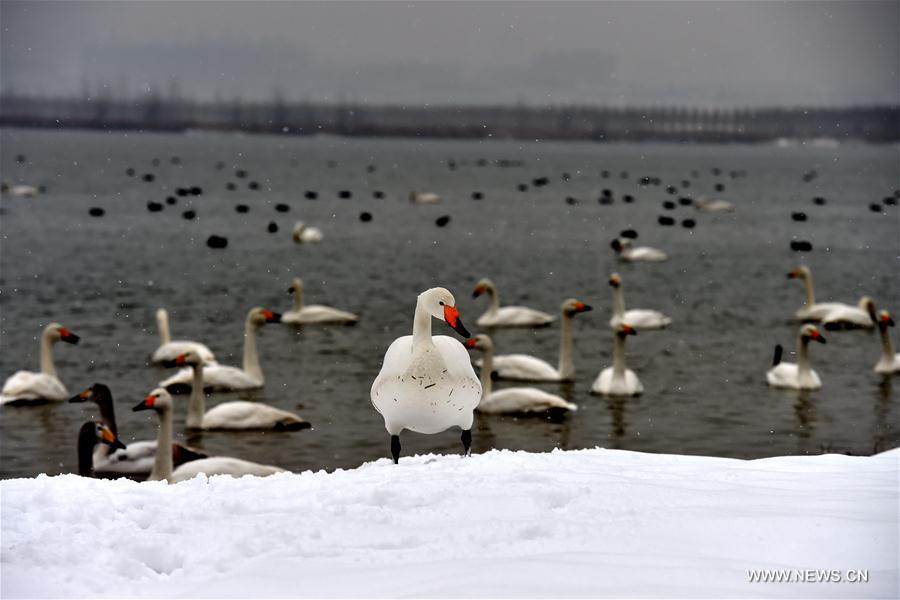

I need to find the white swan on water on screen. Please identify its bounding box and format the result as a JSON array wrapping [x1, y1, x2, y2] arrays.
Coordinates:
[[766, 324, 827, 390], [608, 273, 671, 330], [872, 310, 900, 374], [473, 278, 554, 328], [371, 287, 480, 464], [282, 277, 359, 325], [465, 334, 577, 414], [820, 297, 876, 330], [482, 298, 592, 382], [70, 383, 207, 477], [133, 389, 285, 483], [787, 266, 864, 322], [292, 221, 324, 244], [694, 196, 735, 212], [167, 350, 310, 430], [591, 323, 643, 396], [1, 323, 80, 405], [409, 191, 441, 204], [611, 238, 668, 262], [151, 308, 215, 364], [160, 308, 281, 391]]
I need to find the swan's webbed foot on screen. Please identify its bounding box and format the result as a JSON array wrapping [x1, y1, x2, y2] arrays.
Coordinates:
[[390, 435, 401, 464], [461, 429, 472, 457]]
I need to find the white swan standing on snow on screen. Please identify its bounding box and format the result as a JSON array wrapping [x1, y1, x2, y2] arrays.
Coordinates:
[[483, 298, 592, 382], [1, 323, 80, 405], [472, 278, 554, 328], [160, 308, 281, 391], [611, 238, 668, 262], [788, 266, 860, 322], [872, 310, 900, 374], [282, 277, 359, 325], [591, 323, 643, 396], [465, 334, 577, 414], [133, 388, 286, 483], [77, 421, 127, 478], [70, 383, 207, 477], [151, 308, 215, 364], [371, 287, 480, 464], [166, 350, 310, 430], [409, 191, 441, 204], [821, 297, 876, 330], [766, 324, 827, 390], [292, 221, 324, 244], [608, 273, 671, 330]]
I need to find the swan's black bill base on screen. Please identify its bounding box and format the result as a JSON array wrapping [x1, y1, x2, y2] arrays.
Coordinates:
[[391, 435, 401, 464], [461, 429, 472, 457]]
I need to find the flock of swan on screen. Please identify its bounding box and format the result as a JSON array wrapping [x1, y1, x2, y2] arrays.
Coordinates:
[[2, 252, 897, 475]]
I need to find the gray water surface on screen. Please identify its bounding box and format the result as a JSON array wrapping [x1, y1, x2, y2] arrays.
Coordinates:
[[1, 129, 898, 479]]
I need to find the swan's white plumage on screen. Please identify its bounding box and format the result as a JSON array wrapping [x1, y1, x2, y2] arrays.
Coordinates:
[[152, 341, 215, 364], [160, 362, 260, 391], [201, 400, 306, 430], [820, 301, 875, 330], [612, 239, 667, 262], [766, 363, 822, 390], [170, 457, 285, 483], [283, 305, 359, 324], [482, 354, 559, 381], [694, 197, 735, 212], [1, 371, 67, 404], [478, 387, 577, 414], [92, 441, 159, 476], [591, 367, 644, 396], [473, 278, 554, 328]]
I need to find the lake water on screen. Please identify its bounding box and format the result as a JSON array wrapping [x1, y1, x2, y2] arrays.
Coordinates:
[[1, 128, 898, 479]]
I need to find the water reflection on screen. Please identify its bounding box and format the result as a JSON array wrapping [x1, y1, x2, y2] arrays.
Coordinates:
[[793, 390, 816, 440]]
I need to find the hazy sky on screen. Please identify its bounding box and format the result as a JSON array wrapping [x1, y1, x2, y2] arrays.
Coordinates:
[[1, 1, 897, 107]]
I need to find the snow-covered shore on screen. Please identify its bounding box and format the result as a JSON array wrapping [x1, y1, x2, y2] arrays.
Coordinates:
[[2, 447, 898, 599]]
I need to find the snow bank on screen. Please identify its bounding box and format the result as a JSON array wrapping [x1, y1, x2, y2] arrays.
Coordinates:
[[2, 448, 897, 599]]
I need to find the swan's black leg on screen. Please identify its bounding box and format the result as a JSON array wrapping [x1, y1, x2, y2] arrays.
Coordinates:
[[461, 429, 472, 457], [390, 435, 401, 464]]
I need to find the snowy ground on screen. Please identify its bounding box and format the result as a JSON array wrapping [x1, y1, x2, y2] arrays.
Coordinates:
[[2, 448, 898, 599]]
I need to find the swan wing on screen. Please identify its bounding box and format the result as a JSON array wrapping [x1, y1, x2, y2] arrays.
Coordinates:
[[93, 441, 157, 476], [1, 371, 67, 403], [203, 400, 306, 430], [796, 302, 852, 321], [612, 309, 672, 329], [478, 307, 555, 327], [288, 305, 359, 324], [490, 354, 560, 381], [152, 341, 215, 363], [627, 247, 668, 261], [479, 387, 577, 414], [766, 363, 799, 388], [821, 306, 874, 329], [591, 368, 643, 396], [170, 457, 285, 483]]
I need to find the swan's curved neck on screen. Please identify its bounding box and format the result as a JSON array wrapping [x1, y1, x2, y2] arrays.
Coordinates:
[[187, 364, 206, 428], [880, 325, 895, 361], [477, 346, 494, 406], [96, 397, 117, 436], [157, 311, 171, 345], [801, 273, 815, 306], [558, 311, 575, 379], [483, 285, 499, 315], [611, 286, 626, 318], [613, 333, 627, 377], [150, 407, 174, 482], [292, 286, 304, 311], [797, 334, 812, 377], [243, 317, 263, 382], [39, 328, 57, 378], [412, 297, 434, 351]]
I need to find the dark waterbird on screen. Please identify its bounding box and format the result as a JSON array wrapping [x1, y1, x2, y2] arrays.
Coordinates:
[[663, 201, 676, 210], [338, 190, 352, 199], [678, 197, 693, 206], [792, 212, 807, 222], [435, 215, 451, 227], [472, 192, 483, 200], [682, 219, 696, 229], [165, 196, 177, 205], [182, 210, 196, 220], [790, 240, 813, 252], [236, 204, 249, 214], [267, 222, 279, 233], [248, 181, 260, 191], [226, 182, 237, 191], [812, 197, 826, 206], [142, 173, 155, 183], [620, 229, 638, 239], [88, 207, 105, 217], [373, 191, 385, 199], [147, 201, 163, 212], [360, 212, 373, 222], [275, 203, 290, 213], [658, 216, 675, 226], [304, 190, 318, 200], [207, 235, 228, 249]]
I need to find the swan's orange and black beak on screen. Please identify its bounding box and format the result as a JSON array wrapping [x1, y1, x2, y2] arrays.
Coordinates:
[[98, 424, 127, 451], [574, 301, 592, 313], [161, 353, 187, 368], [69, 387, 93, 403], [622, 324, 637, 336], [443, 305, 471, 338], [133, 393, 157, 412], [263, 309, 282, 323], [472, 284, 486, 298], [59, 327, 80, 344], [881, 312, 895, 327], [787, 268, 800, 279], [464, 338, 478, 349], [808, 328, 826, 344], [608, 274, 621, 288], [610, 239, 623, 252]]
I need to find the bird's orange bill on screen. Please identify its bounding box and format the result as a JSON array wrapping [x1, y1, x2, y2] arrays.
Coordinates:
[[464, 338, 478, 349], [808, 328, 826, 343], [262, 310, 282, 323], [59, 327, 80, 344], [443, 305, 471, 338], [472, 284, 486, 298], [69, 388, 92, 403], [133, 393, 157, 412], [98, 424, 126, 450], [622, 324, 637, 335], [574, 301, 592, 312]]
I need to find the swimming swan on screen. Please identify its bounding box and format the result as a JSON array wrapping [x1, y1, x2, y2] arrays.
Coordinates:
[[371, 287, 480, 464], [292, 221, 324, 244], [69, 383, 207, 477], [282, 277, 359, 325], [609, 273, 671, 330], [166, 351, 310, 430], [483, 299, 592, 382], [820, 296, 876, 330], [133, 388, 285, 483], [159, 308, 281, 391], [591, 323, 643, 396], [1, 323, 80, 405], [788, 266, 861, 322], [611, 238, 668, 262], [473, 278, 554, 328], [77, 422, 127, 478], [766, 324, 827, 390], [465, 334, 577, 414], [872, 310, 900, 374], [151, 308, 215, 364]]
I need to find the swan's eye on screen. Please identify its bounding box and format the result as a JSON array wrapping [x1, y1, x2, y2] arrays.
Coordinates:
[[439, 301, 444, 306]]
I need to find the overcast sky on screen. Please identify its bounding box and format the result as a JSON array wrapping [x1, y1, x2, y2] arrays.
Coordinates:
[[1, 1, 897, 107]]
